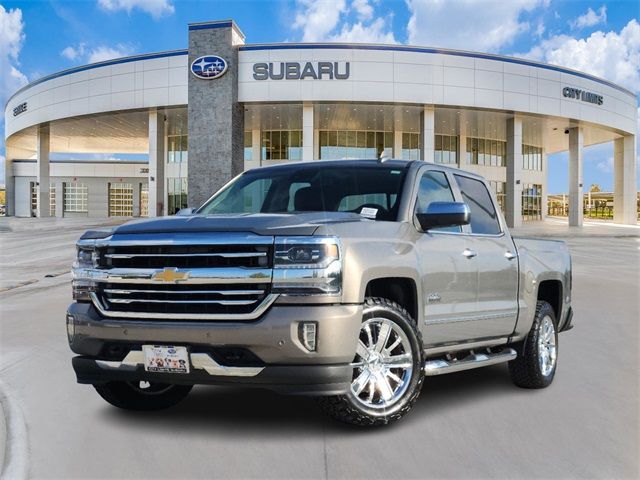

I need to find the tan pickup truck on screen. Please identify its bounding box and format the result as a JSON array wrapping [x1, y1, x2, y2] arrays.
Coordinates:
[[68, 159, 573, 426]]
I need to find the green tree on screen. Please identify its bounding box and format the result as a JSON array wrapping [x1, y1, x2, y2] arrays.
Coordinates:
[[589, 184, 601, 192]]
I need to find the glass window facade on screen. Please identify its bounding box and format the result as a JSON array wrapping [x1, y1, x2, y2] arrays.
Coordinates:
[[64, 182, 88, 213], [466, 137, 506, 166], [108, 183, 133, 217], [522, 144, 543, 171], [167, 177, 188, 215], [140, 184, 149, 217], [168, 134, 188, 163], [30, 182, 56, 216], [319, 130, 392, 159], [262, 130, 302, 161], [402, 132, 421, 160], [488, 181, 506, 214], [50, 184, 56, 217], [522, 183, 542, 221], [435, 135, 458, 164], [244, 131, 252, 161]]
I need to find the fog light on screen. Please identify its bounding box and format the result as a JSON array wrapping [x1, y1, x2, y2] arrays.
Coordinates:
[[66, 314, 75, 344], [299, 322, 317, 352]]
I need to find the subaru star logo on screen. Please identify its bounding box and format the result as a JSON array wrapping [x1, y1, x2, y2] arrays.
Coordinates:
[[190, 55, 228, 80]]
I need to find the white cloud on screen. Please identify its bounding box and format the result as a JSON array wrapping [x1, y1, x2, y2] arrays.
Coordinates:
[[520, 19, 640, 93], [352, 0, 374, 21], [534, 18, 545, 38], [570, 5, 606, 30], [292, 0, 395, 43], [97, 0, 174, 19], [406, 0, 544, 52], [597, 156, 613, 173], [60, 43, 134, 64], [0, 5, 28, 101]]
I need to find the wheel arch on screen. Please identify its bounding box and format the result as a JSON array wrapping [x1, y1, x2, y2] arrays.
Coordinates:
[[364, 277, 419, 323], [536, 279, 563, 321]]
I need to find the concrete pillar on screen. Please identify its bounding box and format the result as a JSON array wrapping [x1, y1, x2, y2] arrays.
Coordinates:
[[313, 128, 320, 160], [506, 116, 523, 228], [36, 123, 51, 218], [54, 179, 64, 217], [393, 130, 403, 159], [541, 151, 548, 220], [132, 182, 141, 217], [613, 134, 637, 225], [457, 134, 466, 169], [251, 129, 261, 166], [148, 108, 166, 217], [422, 105, 435, 162], [568, 127, 584, 226], [188, 21, 245, 207], [4, 150, 15, 216], [302, 102, 314, 161]]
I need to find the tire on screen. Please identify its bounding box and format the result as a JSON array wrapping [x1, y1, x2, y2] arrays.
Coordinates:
[[93, 381, 193, 411], [509, 301, 558, 389], [318, 297, 424, 427]]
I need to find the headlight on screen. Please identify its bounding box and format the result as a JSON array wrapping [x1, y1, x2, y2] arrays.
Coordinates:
[[72, 243, 98, 301], [272, 236, 342, 296]]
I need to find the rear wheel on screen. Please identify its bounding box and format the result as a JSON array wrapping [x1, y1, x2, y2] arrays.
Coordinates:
[[93, 381, 193, 410], [318, 297, 424, 427], [509, 301, 558, 388]]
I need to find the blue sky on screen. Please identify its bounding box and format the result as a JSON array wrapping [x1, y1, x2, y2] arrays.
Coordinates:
[[1, 0, 639, 193]]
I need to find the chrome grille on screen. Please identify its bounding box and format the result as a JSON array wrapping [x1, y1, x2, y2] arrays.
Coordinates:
[[90, 233, 276, 320], [96, 282, 271, 316]]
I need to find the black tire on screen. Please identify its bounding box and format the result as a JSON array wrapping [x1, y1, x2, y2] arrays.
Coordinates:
[[93, 381, 193, 411], [509, 301, 558, 389], [318, 297, 424, 427]]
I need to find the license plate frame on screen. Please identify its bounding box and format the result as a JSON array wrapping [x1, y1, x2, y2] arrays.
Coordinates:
[[142, 345, 190, 374]]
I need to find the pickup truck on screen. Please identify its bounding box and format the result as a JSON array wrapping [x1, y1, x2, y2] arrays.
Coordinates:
[[68, 159, 573, 426]]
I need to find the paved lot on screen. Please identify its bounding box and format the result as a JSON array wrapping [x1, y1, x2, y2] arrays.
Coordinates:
[[0, 218, 638, 479]]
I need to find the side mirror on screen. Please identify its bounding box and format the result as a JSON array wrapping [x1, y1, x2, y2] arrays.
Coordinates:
[[416, 202, 470, 231], [175, 207, 196, 216]]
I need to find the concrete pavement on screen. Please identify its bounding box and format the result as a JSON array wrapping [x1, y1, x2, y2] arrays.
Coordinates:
[[0, 218, 638, 479]]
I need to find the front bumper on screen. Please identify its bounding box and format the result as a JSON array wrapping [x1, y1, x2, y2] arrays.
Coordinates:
[[67, 301, 362, 395]]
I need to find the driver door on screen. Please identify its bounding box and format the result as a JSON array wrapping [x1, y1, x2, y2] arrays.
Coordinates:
[[413, 168, 478, 346]]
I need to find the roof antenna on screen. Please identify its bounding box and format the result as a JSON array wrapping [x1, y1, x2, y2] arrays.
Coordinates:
[[378, 151, 390, 163]]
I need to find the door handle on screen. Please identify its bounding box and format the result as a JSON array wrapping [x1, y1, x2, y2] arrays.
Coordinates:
[[504, 251, 517, 260], [462, 248, 477, 259]]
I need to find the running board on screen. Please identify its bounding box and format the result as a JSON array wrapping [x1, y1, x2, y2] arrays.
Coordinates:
[[423, 348, 517, 376]]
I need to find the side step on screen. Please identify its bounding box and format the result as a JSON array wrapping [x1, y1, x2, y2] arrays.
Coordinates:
[[423, 348, 517, 376]]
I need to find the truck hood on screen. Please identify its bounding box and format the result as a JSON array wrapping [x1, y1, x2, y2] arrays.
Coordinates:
[[102, 212, 369, 237]]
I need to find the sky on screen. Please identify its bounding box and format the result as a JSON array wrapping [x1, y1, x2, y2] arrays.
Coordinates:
[[0, 0, 639, 193]]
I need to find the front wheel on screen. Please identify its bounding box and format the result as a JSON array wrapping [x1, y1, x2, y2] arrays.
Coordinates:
[[509, 301, 558, 389], [318, 297, 424, 427], [93, 381, 193, 411]]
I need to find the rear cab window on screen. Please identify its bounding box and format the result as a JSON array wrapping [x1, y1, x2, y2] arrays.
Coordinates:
[[454, 174, 502, 235]]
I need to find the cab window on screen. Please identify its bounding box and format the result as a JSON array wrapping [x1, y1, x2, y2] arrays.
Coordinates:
[[415, 170, 460, 232]]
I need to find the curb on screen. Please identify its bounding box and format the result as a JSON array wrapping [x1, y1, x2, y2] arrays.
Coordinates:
[[0, 381, 28, 480]]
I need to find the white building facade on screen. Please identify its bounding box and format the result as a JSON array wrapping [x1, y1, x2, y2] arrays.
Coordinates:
[[4, 20, 637, 225]]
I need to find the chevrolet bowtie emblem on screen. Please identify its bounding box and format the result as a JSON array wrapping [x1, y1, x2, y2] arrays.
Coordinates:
[[152, 268, 190, 283]]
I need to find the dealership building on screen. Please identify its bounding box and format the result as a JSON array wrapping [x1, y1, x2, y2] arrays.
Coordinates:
[[3, 19, 637, 226]]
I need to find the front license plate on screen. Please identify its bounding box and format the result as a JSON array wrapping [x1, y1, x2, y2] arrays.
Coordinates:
[[142, 345, 190, 374]]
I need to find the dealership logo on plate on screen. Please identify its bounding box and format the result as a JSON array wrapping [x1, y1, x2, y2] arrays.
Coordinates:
[[190, 55, 228, 80]]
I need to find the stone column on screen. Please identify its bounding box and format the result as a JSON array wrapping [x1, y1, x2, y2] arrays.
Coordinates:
[[54, 179, 64, 217], [613, 134, 637, 225], [188, 21, 245, 207], [393, 130, 403, 159], [506, 116, 523, 228], [148, 108, 166, 217], [251, 129, 261, 166], [422, 105, 435, 162], [568, 127, 584, 226], [132, 182, 141, 217], [302, 102, 314, 161], [36, 123, 51, 218]]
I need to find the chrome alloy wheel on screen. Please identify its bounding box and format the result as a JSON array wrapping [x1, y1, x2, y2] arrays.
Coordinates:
[[538, 315, 557, 376], [350, 317, 414, 410]]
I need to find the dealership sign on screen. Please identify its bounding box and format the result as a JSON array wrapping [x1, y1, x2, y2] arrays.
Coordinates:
[[562, 87, 603, 106], [253, 62, 350, 80], [190, 55, 228, 79]]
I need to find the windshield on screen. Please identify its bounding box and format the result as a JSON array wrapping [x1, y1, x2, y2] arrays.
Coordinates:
[[198, 164, 408, 221]]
